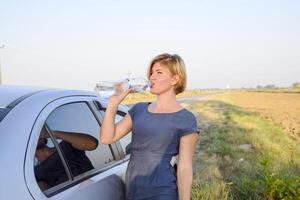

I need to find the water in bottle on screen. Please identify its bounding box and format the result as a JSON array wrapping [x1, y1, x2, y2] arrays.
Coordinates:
[[126, 77, 151, 93], [95, 77, 150, 96]]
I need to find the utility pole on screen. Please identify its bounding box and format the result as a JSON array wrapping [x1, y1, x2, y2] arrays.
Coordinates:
[[127, 70, 132, 79], [0, 44, 5, 85]]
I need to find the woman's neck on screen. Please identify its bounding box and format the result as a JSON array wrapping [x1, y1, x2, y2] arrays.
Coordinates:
[[153, 90, 181, 111]]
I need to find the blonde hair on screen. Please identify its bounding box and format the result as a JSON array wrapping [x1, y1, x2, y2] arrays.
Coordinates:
[[147, 53, 187, 94]]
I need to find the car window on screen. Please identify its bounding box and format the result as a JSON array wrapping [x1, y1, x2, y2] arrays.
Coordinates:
[[93, 101, 132, 155], [34, 129, 70, 191], [34, 102, 115, 191], [115, 114, 132, 155]]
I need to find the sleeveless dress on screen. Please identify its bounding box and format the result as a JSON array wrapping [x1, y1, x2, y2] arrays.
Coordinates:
[[126, 102, 198, 200]]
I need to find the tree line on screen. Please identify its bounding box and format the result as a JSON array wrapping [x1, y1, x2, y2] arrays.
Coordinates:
[[255, 82, 300, 89]]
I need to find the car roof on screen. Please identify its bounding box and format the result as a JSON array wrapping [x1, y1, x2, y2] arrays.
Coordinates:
[[0, 85, 96, 108], [0, 85, 48, 108], [0, 85, 128, 123]]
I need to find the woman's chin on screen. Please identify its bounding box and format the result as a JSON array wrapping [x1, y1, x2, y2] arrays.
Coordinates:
[[150, 89, 159, 95], [150, 87, 173, 95]]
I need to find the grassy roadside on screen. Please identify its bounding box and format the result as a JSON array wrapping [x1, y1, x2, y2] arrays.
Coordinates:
[[188, 93, 300, 200]]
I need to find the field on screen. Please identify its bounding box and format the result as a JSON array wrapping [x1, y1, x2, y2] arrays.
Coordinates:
[[229, 92, 300, 142], [187, 92, 300, 200], [123, 90, 300, 199]]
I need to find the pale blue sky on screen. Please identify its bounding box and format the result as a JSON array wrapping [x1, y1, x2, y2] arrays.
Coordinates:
[[0, 0, 299, 90]]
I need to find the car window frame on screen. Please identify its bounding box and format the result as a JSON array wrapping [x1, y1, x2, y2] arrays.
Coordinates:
[[43, 100, 121, 197], [25, 96, 128, 199], [88, 100, 123, 161], [91, 100, 128, 159]]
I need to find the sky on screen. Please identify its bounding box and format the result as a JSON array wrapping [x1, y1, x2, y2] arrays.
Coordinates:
[[0, 0, 299, 90]]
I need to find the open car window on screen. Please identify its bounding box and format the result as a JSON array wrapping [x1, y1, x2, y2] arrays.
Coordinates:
[[34, 102, 116, 195]]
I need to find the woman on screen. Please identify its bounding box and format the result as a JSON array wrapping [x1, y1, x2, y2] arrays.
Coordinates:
[[100, 53, 199, 200]]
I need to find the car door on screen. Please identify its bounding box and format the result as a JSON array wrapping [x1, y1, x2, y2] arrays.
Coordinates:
[[25, 96, 128, 200]]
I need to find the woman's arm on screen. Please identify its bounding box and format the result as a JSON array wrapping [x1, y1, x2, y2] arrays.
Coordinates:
[[100, 89, 133, 144], [177, 133, 199, 200]]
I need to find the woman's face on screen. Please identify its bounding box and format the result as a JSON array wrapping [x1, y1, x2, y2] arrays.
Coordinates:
[[149, 62, 178, 95]]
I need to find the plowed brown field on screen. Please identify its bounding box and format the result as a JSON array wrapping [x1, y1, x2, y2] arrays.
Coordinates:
[[229, 91, 300, 142]]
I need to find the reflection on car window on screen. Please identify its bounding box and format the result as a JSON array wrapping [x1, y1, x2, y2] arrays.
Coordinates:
[[34, 102, 115, 191]]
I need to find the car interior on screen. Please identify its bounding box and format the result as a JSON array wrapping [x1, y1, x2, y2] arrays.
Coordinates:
[[33, 102, 126, 195]]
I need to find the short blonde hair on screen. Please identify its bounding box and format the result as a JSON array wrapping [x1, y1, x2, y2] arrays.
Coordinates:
[[147, 53, 187, 94]]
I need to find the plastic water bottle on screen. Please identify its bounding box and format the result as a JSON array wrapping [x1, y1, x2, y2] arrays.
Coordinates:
[[126, 77, 151, 93], [95, 77, 150, 96]]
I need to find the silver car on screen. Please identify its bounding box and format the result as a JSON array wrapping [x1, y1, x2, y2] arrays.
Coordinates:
[[0, 85, 132, 200]]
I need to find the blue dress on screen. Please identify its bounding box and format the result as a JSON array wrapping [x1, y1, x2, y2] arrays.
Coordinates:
[[126, 102, 198, 200]]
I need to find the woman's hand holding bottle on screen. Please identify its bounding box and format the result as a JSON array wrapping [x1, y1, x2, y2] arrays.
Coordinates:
[[107, 84, 132, 109], [96, 77, 150, 108]]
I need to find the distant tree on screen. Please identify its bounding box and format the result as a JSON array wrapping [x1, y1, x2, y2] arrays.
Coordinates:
[[264, 84, 277, 89], [256, 85, 263, 89], [292, 82, 300, 89]]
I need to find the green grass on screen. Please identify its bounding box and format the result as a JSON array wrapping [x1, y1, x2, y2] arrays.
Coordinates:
[[188, 94, 300, 200]]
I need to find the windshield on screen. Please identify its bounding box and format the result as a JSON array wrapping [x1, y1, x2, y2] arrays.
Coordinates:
[[0, 108, 10, 122]]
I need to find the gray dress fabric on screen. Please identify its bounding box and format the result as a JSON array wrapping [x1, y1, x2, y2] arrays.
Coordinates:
[[126, 102, 198, 200]]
